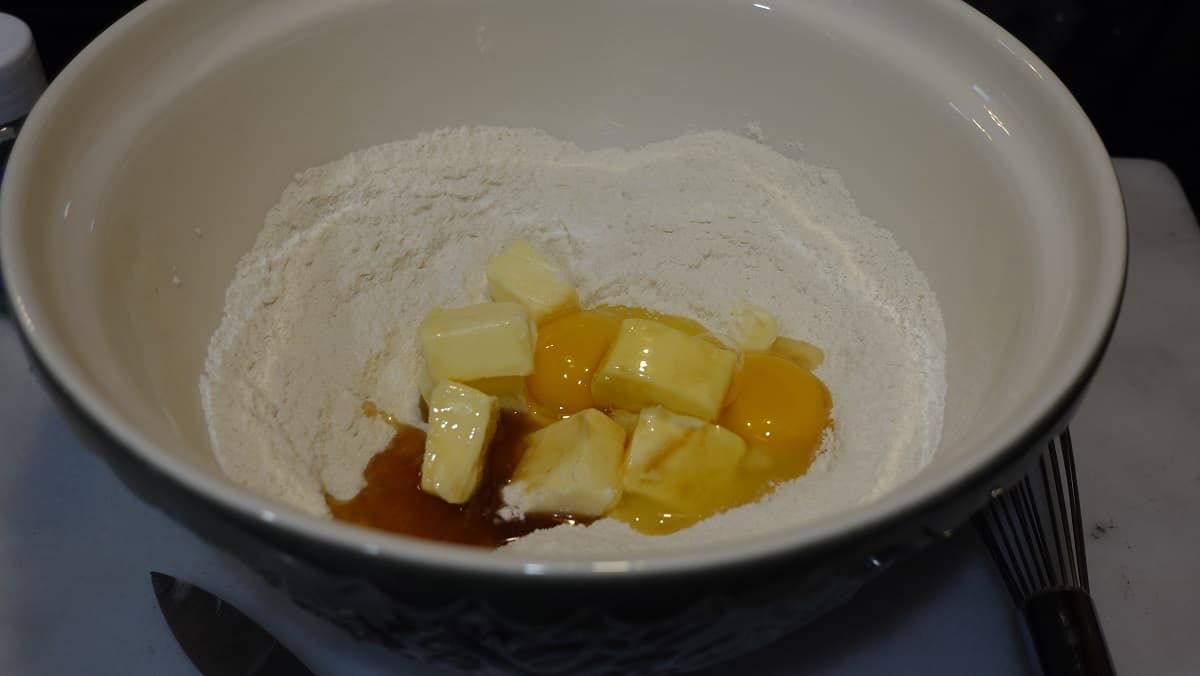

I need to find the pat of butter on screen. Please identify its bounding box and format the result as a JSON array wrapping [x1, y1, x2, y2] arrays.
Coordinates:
[[486, 240, 579, 324], [591, 318, 736, 421], [419, 302, 535, 383], [461, 375, 528, 413], [770, 336, 825, 370], [623, 406, 746, 507], [623, 406, 706, 481], [607, 409, 642, 437], [501, 408, 626, 517], [419, 369, 528, 414], [421, 381, 499, 504], [732, 300, 777, 352]]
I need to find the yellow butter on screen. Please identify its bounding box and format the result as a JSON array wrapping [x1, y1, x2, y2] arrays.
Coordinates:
[[591, 318, 736, 421], [501, 409, 626, 517], [486, 240, 579, 324], [419, 370, 527, 414], [461, 376, 528, 413], [769, 336, 825, 370], [418, 302, 535, 383], [622, 407, 746, 511], [420, 381, 499, 504], [732, 299, 777, 352], [607, 409, 642, 437], [614, 405, 744, 530]]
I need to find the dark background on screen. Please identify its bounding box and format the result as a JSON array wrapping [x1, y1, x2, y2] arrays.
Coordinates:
[[3, 0, 1198, 210]]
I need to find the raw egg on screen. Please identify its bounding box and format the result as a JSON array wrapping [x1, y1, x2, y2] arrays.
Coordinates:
[[718, 352, 831, 477], [526, 311, 620, 418]]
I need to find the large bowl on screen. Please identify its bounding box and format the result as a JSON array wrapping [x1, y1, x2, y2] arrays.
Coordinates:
[[0, 0, 1124, 672]]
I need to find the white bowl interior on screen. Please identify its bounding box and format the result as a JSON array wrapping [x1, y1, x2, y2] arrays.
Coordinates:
[[2, 0, 1123, 564]]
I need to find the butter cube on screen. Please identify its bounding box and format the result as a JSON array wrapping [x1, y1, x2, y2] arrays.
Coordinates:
[[419, 369, 528, 414], [501, 408, 626, 517], [418, 363, 435, 402], [486, 240, 579, 324], [623, 406, 706, 481], [419, 302, 535, 383], [732, 300, 777, 352], [623, 407, 746, 507], [421, 381, 500, 504], [462, 376, 528, 413], [607, 409, 642, 437], [770, 336, 825, 370], [591, 319, 737, 421]]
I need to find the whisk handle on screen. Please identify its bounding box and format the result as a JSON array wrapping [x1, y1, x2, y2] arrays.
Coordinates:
[[1024, 589, 1116, 675]]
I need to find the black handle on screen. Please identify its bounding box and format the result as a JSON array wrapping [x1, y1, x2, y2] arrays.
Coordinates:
[[1023, 590, 1116, 676]]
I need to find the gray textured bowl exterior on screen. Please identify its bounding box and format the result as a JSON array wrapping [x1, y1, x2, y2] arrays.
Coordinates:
[[22, 328, 1097, 674]]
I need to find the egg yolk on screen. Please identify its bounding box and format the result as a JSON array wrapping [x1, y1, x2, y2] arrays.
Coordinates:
[[526, 311, 621, 418], [718, 352, 832, 477]]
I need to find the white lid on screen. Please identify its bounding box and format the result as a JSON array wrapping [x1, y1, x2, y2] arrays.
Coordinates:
[[0, 13, 46, 123]]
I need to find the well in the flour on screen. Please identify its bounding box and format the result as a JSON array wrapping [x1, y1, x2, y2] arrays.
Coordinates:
[[200, 126, 946, 556]]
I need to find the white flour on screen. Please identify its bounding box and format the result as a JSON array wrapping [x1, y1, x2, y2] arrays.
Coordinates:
[[200, 126, 946, 556]]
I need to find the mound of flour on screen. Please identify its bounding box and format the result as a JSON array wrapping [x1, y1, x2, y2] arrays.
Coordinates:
[[200, 126, 946, 556]]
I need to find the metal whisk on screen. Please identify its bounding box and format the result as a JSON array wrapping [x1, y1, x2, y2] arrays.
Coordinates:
[[974, 429, 1116, 675]]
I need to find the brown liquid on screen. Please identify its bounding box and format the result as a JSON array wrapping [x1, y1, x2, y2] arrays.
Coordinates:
[[326, 410, 581, 547]]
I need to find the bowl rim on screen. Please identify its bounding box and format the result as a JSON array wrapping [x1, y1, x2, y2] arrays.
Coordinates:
[[0, 0, 1127, 578]]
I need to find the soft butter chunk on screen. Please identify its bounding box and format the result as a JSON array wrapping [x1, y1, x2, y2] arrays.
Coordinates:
[[418, 302, 535, 383], [486, 240, 579, 324], [461, 376, 528, 413], [623, 406, 705, 481], [623, 406, 746, 507], [732, 299, 777, 352], [591, 319, 736, 421], [770, 336, 825, 370], [419, 369, 528, 413], [421, 381, 499, 504], [607, 409, 642, 437], [501, 409, 626, 517]]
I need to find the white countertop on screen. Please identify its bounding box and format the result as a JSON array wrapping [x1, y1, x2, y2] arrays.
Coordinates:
[[0, 158, 1196, 675]]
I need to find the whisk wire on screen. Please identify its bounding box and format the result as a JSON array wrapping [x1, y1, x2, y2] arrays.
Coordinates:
[[1016, 477, 1053, 590], [1038, 450, 1070, 588], [1047, 439, 1080, 588], [976, 509, 1024, 605], [1008, 483, 1042, 592], [1062, 430, 1089, 590], [996, 496, 1032, 600]]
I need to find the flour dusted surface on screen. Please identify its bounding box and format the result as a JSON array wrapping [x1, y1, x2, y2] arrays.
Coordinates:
[[200, 126, 946, 556]]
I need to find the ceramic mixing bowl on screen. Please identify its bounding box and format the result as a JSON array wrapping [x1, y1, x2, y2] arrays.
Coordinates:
[[0, 0, 1124, 672]]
